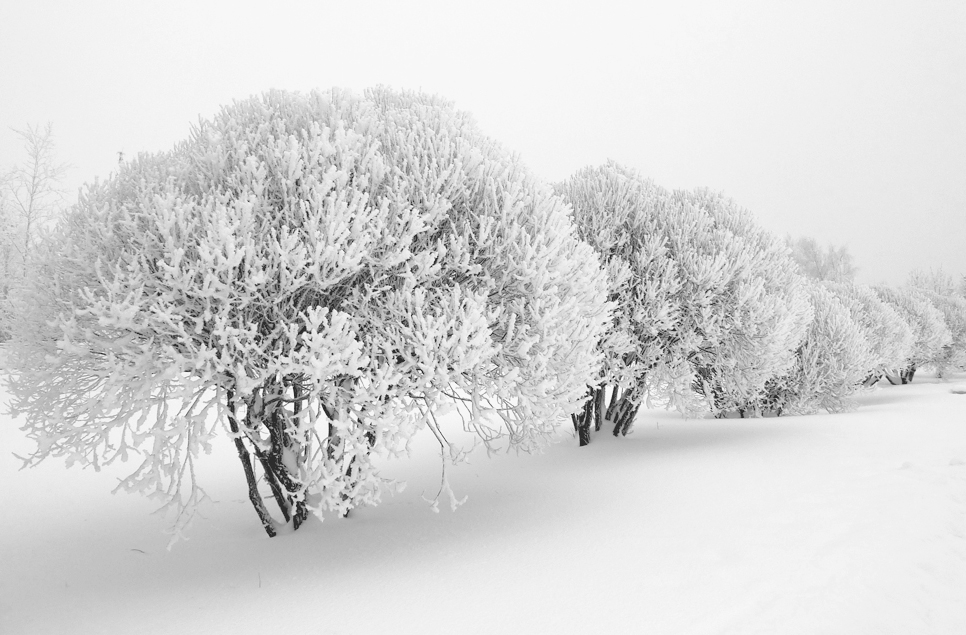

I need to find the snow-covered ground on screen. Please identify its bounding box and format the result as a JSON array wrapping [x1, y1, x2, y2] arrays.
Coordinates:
[[2, 373, 965, 634]]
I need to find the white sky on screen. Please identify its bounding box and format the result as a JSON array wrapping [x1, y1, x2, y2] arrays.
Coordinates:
[[2, 0, 964, 285]]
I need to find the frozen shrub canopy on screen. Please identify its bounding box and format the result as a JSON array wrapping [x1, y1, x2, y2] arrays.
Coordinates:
[[909, 289, 966, 375], [762, 282, 873, 415], [824, 281, 915, 381], [555, 164, 684, 423], [5, 88, 610, 538], [906, 270, 966, 374], [874, 285, 951, 374], [667, 189, 811, 416], [558, 163, 810, 435]]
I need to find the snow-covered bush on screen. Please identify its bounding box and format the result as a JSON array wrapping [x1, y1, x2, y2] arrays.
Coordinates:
[[823, 282, 915, 385], [873, 285, 951, 383], [674, 189, 812, 418], [908, 289, 966, 377], [555, 163, 684, 443], [5, 88, 610, 539], [758, 282, 873, 415], [557, 164, 810, 439], [906, 271, 966, 376]]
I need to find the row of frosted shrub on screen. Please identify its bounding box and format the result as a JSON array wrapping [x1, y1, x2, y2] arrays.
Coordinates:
[[6, 88, 965, 538], [559, 163, 966, 445]]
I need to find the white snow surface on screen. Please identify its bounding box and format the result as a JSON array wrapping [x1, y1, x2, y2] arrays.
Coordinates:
[[2, 374, 965, 634]]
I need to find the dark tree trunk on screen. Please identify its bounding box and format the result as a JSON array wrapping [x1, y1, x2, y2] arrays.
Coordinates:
[[901, 364, 917, 384], [612, 402, 640, 437], [227, 388, 278, 538], [862, 374, 881, 388], [594, 387, 607, 432], [573, 386, 596, 446], [252, 447, 292, 523], [610, 386, 641, 437], [226, 377, 315, 537], [577, 419, 591, 446], [605, 386, 622, 423], [694, 366, 730, 415], [249, 380, 309, 530]]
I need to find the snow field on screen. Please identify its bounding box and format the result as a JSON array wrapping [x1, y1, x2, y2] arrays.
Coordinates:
[[1, 374, 964, 634]]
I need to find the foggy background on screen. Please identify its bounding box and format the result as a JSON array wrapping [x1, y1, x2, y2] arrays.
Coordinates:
[[2, 0, 963, 285]]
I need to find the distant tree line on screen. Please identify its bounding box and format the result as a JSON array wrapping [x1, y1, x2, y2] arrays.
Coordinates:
[[0, 124, 69, 334], [4, 89, 966, 539]]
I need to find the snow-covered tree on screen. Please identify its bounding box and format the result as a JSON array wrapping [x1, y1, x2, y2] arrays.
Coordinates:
[[5, 88, 610, 539], [757, 282, 873, 415], [786, 236, 857, 283], [0, 124, 69, 278], [873, 285, 951, 383], [905, 269, 966, 375], [555, 163, 683, 443], [908, 289, 966, 377], [678, 190, 812, 418], [558, 164, 810, 441], [0, 124, 69, 337], [823, 282, 915, 385], [908, 268, 960, 296]]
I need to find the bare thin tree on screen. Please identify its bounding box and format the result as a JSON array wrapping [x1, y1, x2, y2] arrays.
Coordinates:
[[1, 123, 70, 283], [786, 236, 858, 283]]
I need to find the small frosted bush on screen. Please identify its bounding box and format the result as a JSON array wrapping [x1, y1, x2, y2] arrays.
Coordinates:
[[909, 288, 966, 376], [873, 285, 951, 383], [824, 282, 915, 384], [759, 282, 874, 414]]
